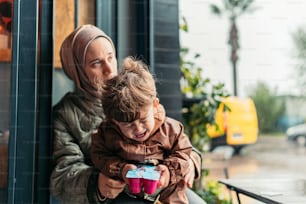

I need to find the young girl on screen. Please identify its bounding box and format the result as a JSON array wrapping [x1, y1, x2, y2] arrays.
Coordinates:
[[91, 56, 192, 204]]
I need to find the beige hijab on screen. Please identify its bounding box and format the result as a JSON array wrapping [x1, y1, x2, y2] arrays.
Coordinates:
[[60, 24, 115, 97]]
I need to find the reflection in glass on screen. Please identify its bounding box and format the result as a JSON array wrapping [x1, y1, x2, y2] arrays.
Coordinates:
[[53, 0, 95, 105], [0, 1, 12, 203], [0, 0, 12, 49]]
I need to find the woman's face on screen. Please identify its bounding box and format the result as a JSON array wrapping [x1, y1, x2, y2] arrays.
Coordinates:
[[84, 37, 118, 86]]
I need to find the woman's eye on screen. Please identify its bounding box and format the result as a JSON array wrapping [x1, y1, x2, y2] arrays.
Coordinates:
[[91, 60, 101, 67], [107, 56, 113, 62]]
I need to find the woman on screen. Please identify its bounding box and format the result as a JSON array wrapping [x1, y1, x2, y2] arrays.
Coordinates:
[[50, 24, 205, 204]]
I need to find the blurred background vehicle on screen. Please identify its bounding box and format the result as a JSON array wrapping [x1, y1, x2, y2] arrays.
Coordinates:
[[286, 123, 306, 146], [276, 116, 305, 132], [207, 97, 259, 154]]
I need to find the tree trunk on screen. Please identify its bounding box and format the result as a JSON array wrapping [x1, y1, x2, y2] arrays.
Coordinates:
[[229, 21, 239, 96]]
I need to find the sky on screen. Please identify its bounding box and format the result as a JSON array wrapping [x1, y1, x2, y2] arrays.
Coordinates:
[[179, 0, 306, 97]]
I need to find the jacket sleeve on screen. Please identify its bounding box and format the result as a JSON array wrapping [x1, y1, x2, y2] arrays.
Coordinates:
[[190, 147, 202, 180], [91, 126, 127, 180], [162, 121, 193, 185], [50, 109, 103, 204]]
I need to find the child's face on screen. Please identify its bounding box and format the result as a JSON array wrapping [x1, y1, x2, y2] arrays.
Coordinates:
[[113, 101, 158, 142]]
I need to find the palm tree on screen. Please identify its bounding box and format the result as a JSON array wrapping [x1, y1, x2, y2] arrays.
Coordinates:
[[210, 0, 258, 96]]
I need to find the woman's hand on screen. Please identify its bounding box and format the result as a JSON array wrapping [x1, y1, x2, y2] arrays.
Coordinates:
[[155, 164, 170, 189], [98, 172, 125, 199], [184, 159, 195, 188]]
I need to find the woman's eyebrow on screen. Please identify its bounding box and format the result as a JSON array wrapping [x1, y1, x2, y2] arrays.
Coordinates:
[[87, 57, 102, 64]]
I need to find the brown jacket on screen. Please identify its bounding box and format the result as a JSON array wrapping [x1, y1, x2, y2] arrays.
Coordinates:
[[92, 105, 192, 203], [50, 89, 201, 204]]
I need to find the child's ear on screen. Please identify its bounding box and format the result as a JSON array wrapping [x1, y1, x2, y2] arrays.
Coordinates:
[[153, 98, 159, 108]]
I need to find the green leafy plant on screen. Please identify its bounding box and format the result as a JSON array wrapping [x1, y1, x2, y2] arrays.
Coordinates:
[[180, 15, 232, 204], [180, 16, 229, 152], [196, 180, 233, 204], [292, 26, 306, 95], [248, 81, 285, 133]]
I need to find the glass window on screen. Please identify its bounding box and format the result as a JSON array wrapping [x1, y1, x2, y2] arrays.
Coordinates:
[[53, 0, 95, 105], [0, 0, 12, 203]]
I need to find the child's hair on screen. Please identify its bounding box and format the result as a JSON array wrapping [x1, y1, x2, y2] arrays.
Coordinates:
[[101, 56, 157, 122]]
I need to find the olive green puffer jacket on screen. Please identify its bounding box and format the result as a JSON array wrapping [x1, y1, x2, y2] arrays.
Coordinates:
[[50, 89, 104, 204]]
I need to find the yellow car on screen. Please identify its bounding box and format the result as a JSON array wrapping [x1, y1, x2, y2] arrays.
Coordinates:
[[207, 97, 259, 154]]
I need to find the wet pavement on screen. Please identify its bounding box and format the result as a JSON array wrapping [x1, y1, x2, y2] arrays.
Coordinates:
[[204, 134, 306, 204]]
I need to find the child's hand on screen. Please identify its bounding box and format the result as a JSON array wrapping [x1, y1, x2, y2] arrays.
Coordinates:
[[155, 164, 170, 189], [121, 164, 137, 183]]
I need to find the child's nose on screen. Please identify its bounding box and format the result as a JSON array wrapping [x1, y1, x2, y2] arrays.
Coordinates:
[[133, 121, 142, 131]]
